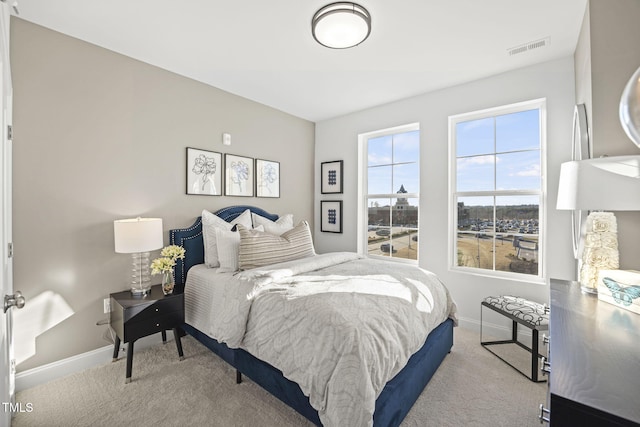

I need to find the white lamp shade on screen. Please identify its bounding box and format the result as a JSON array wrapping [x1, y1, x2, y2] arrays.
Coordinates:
[[114, 217, 163, 253], [557, 155, 640, 211], [312, 3, 371, 49]]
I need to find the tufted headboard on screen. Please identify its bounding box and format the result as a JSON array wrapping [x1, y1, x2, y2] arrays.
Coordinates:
[[169, 205, 279, 292]]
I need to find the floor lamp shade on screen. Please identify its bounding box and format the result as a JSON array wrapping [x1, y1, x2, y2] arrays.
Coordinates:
[[114, 218, 164, 295]]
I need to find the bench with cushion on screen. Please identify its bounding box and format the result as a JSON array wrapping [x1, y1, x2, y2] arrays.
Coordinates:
[[480, 295, 549, 382]]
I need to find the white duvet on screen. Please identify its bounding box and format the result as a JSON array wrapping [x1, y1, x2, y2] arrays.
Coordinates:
[[185, 252, 457, 427]]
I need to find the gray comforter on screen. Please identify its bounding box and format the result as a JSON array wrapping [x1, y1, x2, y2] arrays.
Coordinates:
[[185, 252, 457, 427]]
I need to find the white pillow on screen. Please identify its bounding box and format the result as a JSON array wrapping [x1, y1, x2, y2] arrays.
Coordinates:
[[251, 213, 294, 236], [237, 221, 315, 270], [201, 209, 252, 268], [216, 225, 264, 273]]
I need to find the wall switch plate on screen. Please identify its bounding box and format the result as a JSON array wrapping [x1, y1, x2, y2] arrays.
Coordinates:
[[222, 133, 231, 146], [103, 298, 110, 314]]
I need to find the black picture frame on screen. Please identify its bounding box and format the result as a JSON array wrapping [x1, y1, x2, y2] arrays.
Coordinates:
[[224, 153, 254, 197], [255, 159, 280, 198], [321, 160, 343, 194], [321, 200, 343, 233], [186, 147, 222, 196]]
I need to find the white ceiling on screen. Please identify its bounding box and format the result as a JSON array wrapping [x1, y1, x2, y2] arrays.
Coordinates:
[[13, 0, 588, 122]]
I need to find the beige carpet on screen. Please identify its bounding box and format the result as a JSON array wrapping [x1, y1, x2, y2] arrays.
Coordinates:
[[13, 327, 546, 427]]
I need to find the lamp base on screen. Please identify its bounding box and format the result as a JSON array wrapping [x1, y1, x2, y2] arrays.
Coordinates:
[[130, 286, 151, 296], [580, 284, 598, 295], [130, 252, 152, 296]]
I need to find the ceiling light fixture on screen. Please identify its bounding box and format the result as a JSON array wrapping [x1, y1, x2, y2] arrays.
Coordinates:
[[312, 2, 371, 49]]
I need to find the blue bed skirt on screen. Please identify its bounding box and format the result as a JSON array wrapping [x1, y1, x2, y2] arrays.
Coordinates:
[[182, 318, 454, 427]]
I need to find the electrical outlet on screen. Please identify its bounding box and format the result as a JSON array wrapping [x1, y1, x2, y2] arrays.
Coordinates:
[[103, 298, 111, 314]]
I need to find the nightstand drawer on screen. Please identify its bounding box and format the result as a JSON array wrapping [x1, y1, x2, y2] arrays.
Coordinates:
[[124, 296, 182, 323], [124, 311, 184, 342]]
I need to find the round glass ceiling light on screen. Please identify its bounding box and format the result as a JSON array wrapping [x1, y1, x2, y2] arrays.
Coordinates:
[[620, 65, 640, 149], [312, 2, 371, 49]]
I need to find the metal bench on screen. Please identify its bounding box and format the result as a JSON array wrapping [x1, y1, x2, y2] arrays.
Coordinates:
[[481, 295, 549, 382]]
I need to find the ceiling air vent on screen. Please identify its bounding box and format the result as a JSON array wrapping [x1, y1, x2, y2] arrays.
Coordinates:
[[507, 37, 550, 56]]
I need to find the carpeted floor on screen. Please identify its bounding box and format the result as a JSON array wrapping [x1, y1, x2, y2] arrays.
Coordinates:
[[12, 327, 546, 427]]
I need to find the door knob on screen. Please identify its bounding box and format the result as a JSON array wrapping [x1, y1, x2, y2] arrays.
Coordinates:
[[4, 291, 26, 313]]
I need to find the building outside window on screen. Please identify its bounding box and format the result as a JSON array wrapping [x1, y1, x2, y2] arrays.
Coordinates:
[[360, 123, 419, 262], [449, 99, 545, 279]]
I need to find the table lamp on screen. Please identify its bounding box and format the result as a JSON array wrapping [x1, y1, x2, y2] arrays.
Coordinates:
[[114, 217, 163, 295], [556, 155, 640, 293]]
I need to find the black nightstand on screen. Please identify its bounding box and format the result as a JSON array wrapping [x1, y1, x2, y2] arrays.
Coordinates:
[[109, 284, 184, 383]]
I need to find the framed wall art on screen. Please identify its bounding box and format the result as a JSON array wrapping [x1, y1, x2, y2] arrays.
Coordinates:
[[321, 160, 343, 194], [186, 147, 222, 196], [256, 159, 280, 198], [321, 200, 343, 233], [225, 153, 254, 197]]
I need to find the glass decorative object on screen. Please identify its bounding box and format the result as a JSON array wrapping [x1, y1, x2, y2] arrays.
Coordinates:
[[161, 271, 175, 295], [619, 65, 640, 148]]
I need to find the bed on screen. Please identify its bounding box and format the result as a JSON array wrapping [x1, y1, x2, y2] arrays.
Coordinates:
[[170, 205, 457, 427]]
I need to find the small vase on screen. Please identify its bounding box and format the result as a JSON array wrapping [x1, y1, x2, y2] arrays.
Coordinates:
[[161, 271, 175, 295]]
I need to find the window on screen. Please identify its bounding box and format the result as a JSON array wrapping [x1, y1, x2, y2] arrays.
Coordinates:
[[449, 99, 545, 279], [359, 124, 419, 262]]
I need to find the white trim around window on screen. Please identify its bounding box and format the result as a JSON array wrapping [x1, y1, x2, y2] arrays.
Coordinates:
[[448, 99, 547, 284], [358, 122, 420, 263]]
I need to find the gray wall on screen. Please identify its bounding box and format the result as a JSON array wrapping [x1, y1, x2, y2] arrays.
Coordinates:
[[574, 0, 640, 269], [589, 0, 640, 158], [315, 57, 577, 329], [11, 18, 314, 371]]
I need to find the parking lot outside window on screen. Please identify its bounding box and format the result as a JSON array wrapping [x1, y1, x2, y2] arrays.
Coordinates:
[[360, 123, 419, 262], [449, 99, 545, 280]]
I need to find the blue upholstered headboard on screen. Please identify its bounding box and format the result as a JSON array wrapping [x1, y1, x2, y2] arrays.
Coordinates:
[[169, 205, 279, 291]]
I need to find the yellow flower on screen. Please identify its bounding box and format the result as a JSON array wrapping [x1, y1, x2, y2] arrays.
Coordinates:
[[160, 245, 186, 260], [151, 257, 176, 275]]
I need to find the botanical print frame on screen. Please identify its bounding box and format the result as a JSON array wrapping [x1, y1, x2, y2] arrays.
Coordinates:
[[186, 147, 222, 196], [225, 153, 254, 197], [321, 160, 343, 194], [255, 159, 280, 198], [321, 200, 343, 233]]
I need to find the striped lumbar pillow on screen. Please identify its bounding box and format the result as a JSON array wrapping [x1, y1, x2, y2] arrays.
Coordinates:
[[237, 221, 315, 270]]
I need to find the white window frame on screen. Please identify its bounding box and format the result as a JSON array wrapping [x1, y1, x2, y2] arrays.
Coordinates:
[[358, 122, 420, 264], [448, 99, 546, 283]]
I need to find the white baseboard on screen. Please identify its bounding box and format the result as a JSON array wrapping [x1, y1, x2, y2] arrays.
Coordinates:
[[15, 333, 173, 392]]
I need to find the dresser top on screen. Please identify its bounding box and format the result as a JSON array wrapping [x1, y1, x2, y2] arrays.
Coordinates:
[[550, 279, 640, 424]]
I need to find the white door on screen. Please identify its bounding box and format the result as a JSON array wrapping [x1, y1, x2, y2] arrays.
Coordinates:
[[1, 3, 20, 425]]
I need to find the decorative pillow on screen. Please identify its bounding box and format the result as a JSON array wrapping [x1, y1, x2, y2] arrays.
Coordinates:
[[237, 221, 315, 270], [216, 225, 264, 273], [251, 213, 294, 236], [201, 209, 252, 268]]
